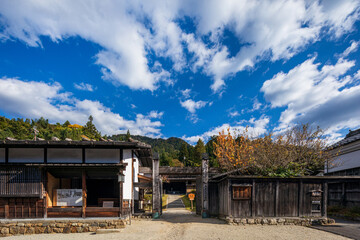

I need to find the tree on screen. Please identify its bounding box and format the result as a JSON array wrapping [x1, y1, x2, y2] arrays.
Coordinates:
[[193, 138, 206, 166], [160, 152, 172, 166], [126, 129, 131, 141], [178, 143, 189, 166], [83, 115, 101, 140], [206, 136, 219, 167], [213, 124, 332, 177]]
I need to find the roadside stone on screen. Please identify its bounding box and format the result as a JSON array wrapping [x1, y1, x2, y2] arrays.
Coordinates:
[[277, 218, 285, 225], [76, 227, 83, 233], [269, 219, 277, 225], [240, 219, 247, 225], [261, 219, 269, 225], [1, 228, 10, 235], [63, 227, 71, 233], [53, 228, 63, 233], [247, 219, 255, 224], [9, 226, 19, 235]]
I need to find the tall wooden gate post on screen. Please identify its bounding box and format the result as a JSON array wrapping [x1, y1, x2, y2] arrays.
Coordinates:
[[201, 153, 209, 218], [152, 152, 161, 219]]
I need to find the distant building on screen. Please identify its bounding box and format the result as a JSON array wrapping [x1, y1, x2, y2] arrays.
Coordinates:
[[325, 128, 360, 176]]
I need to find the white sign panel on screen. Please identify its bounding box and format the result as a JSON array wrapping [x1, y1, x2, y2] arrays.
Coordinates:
[[56, 189, 83, 206]]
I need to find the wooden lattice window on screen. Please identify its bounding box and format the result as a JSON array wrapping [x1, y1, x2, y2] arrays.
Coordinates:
[[232, 184, 252, 200]]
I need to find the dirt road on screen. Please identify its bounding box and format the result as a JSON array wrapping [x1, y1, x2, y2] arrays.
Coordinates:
[[6, 195, 349, 240]]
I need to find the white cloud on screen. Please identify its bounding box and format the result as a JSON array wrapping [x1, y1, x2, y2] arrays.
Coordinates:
[[74, 82, 96, 92], [183, 115, 269, 144], [229, 111, 240, 118], [181, 89, 191, 99], [1, 1, 359, 93], [261, 54, 360, 141], [0, 77, 163, 137], [180, 99, 208, 114], [341, 40, 359, 57], [130, 104, 137, 109]]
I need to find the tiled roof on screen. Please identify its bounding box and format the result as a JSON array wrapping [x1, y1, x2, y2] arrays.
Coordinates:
[[330, 128, 360, 148]]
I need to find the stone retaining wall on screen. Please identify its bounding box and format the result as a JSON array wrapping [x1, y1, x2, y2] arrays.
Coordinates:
[[0, 219, 126, 237], [224, 217, 335, 226]]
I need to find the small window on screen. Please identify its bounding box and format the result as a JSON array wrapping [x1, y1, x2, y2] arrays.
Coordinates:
[[232, 185, 252, 200]]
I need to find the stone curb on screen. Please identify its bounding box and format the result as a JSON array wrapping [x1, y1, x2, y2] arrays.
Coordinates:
[[224, 217, 335, 226], [0, 219, 126, 237]]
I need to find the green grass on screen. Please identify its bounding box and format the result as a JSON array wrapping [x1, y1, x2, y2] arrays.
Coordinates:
[[181, 193, 196, 212], [143, 194, 168, 211]]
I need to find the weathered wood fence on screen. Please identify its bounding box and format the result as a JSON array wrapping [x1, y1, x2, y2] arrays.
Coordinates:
[[328, 181, 360, 207]]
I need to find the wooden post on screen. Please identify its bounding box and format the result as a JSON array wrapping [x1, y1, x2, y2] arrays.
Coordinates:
[[251, 179, 256, 217], [152, 152, 161, 218], [298, 180, 303, 217], [5, 203, 9, 219], [275, 180, 279, 217], [131, 151, 135, 215], [82, 171, 87, 218], [341, 182, 346, 207], [201, 153, 209, 218], [322, 182, 328, 218]]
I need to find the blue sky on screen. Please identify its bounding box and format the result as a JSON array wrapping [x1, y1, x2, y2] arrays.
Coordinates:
[[0, 0, 360, 144]]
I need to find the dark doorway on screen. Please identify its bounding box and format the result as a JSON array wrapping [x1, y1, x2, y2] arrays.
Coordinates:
[[163, 182, 186, 194], [87, 179, 118, 206]]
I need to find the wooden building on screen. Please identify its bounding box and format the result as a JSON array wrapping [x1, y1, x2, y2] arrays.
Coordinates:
[[0, 139, 152, 219], [207, 175, 360, 219]]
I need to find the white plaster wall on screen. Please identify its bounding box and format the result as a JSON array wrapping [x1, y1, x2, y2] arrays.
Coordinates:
[[47, 148, 82, 163], [8, 148, 44, 163], [133, 154, 139, 200], [123, 149, 133, 200], [0, 148, 4, 163], [85, 149, 120, 163], [327, 150, 360, 173]]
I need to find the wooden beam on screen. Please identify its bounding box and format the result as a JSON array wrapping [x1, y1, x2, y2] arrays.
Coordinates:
[[82, 171, 87, 218], [322, 182, 328, 218], [5, 203, 9, 219], [275, 180, 279, 217], [152, 153, 161, 218], [298, 180, 303, 217], [134, 182, 152, 188], [251, 179, 256, 217]]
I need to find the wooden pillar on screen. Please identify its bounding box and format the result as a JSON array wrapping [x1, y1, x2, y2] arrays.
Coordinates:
[[298, 180, 303, 217], [82, 171, 87, 218], [341, 182, 346, 207], [201, 153, 209, 218], [322, 182, 328, 218], [5, 203, 9, 219], [152, 152, 161, 218], [251, 179, 256, 217], [275, 180, 279, 217], [44, 169, 48, 218]]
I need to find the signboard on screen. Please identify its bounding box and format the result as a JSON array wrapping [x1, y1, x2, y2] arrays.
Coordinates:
[[188, 193, 195, 201], [55, 189, 83, 206]]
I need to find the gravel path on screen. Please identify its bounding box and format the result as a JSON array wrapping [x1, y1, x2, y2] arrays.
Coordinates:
[[6, 195, 349, 240]]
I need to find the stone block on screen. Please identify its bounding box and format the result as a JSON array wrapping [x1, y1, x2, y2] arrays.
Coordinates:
[[261, 219, 269, 225], [76, 227, 83, 233], [63, 227, 71, 233], [269, 219, 277, 225], [247, 219, 255, 224], [99, 223, 107, 228], [240, 219, 247, 225], [277, 218, 285, 225], [9, 226, 19, 235], [25, 227, 35, 234], [53, 228, 63, 233], [1, 228, 10, 235]]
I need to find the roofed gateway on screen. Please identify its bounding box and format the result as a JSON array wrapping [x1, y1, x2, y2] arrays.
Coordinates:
[[0, 139, 152, 219]]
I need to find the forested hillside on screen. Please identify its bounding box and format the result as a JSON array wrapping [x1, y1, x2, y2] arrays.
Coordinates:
[[0, 116, 218, 167]]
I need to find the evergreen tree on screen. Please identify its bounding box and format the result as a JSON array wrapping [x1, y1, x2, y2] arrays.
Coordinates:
[[83, 115, 101, 139], [206, 136, 219, 167], [126, 129, 131, 141], [178, 143, 189, 166], [160, 152, 172, 166], [194, 138, 206, 166]]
